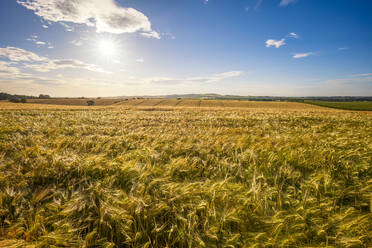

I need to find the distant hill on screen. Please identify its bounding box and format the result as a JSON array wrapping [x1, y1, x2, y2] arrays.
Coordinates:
[[114, 94, 372, 102], [2, 92, 372, 102]]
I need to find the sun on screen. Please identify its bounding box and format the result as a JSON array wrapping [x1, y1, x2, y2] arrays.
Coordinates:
[[96, 37, 118, 58]]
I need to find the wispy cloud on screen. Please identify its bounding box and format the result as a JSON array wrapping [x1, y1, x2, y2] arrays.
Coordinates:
[[350, 73, 372, 77], [338, 47, 349, 50], [265, 38, 286, 48], [0, 46, 46, 62], [25, 59, 109, 73], [293, 52, 314, 59], [70, 40, 83, 47], [17, 0, 159, 38], [0, 46, 108, 73], [288, 32, 299, 38], [0, 61, 21, 76], [279, 0, 297, 6], [255, 0, 263, 11], [142, 71, 243, 85], [140, 31, 161, 40], [26, 35, 51, 47], [136, 58, 144, 63]]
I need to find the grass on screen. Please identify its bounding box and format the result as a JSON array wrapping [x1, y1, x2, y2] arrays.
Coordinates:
[[305, 101, 372, 111], [0, 102, 371, 247]]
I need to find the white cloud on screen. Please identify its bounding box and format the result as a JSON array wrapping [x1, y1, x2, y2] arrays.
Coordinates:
[[70, 40, 83, 46], [288, 32, 299, 38], [26, 35, 49, 46], [25, 59, 109, 73], [143, 71, 243, 85], [0, 47, 46, 62], [48, 46, 54, 49], [338, 47, 348, 50], [140, 31, 161, 39], [136, 58, 144, 63], [42, 24, 48, 28], [59, 22, 74, 32], [280, 0, 297, 6], [0, 46, 108, 73], [187, 71, 243, 83], [0, 61, 21, 76], [293, 52, 313, 59], [255, 0, 263, 11], [326, 76, 372, 86], [17, 0, 159, 38], [350, 73, 372, 77], [162, 32, 176, 40], [265, 38, 286, 48]]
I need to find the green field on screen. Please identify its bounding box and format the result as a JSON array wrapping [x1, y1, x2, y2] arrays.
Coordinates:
[[305, 101, 372, 111], [0, 102, 371, 247]]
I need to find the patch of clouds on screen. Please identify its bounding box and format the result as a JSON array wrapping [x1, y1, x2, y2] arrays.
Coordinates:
[[17, 0, 159, 38], [0, 46, 47, 62], [293, 52, 313, 59], [59, 22, 74, 32], [279, 0, 297, 6], [0, 61, 21, 76], [136, 58, 144, 63], [338, 47, 349, 50], [265, 38, 286, 48], [26, 34, 52, 47], [25, 59, 109, 73], [42, 24, 48, 28], [0, 46, 108, 73]]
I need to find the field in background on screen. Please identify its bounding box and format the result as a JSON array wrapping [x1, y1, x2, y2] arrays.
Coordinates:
[[26, 98, 123, 106], [0, 102, 371, 247], [17, 98, 331, 111], [16, 98, 372, 111], [305, 101, 372, 111]]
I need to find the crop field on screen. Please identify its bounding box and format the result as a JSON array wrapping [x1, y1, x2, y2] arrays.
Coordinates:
[[0, 102, 371, 247], [26, 98, 124, 106], [305, 101, 372, 111]]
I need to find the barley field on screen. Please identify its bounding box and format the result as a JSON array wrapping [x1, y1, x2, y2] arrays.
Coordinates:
[[0, 101, 371, 247]]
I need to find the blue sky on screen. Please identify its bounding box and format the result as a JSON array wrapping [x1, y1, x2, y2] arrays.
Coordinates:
[[0, 0, 371, 97]]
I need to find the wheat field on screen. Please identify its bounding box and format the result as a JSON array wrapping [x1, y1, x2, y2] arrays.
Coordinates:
[[0, 101, 371, 247]]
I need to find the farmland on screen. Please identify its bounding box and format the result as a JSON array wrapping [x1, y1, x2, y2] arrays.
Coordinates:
[[0, 101, 371, 247], [305, 101, 372, 111]]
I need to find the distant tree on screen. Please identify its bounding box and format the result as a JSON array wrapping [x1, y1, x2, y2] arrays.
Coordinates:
[[9, 98, 20, 103], [39, 94, 51, 99], [20, 98, 27, 103], [97, 97, 101, 99], [87, 100, 95, 106]]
